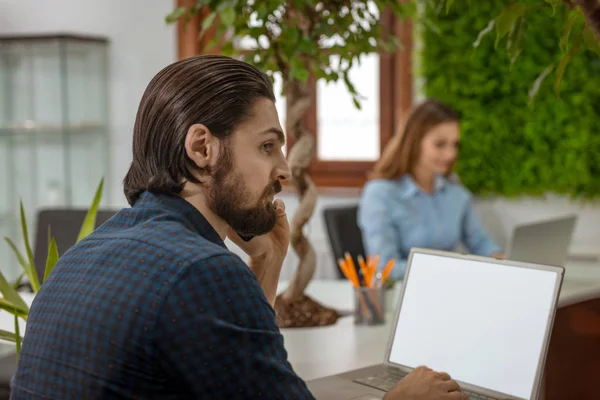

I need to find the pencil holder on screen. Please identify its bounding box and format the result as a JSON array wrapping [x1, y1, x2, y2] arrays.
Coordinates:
[[353, 286, 385, 325]]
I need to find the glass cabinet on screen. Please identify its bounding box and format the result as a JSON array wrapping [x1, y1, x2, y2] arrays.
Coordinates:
[[0, 34, 110, 281]]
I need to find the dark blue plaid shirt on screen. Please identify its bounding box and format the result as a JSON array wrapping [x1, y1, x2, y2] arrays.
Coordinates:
[[11, 191, 314, 399]]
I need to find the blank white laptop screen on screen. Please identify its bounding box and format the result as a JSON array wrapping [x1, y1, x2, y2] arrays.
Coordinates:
[[388, 252, 559, 399]]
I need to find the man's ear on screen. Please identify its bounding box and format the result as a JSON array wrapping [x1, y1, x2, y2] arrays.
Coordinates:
[[184, 123, 217, 169]]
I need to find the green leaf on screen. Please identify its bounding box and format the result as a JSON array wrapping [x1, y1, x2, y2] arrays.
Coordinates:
[[494, 3, 528, 48], [14, 314, 21, 360], [446, 0, 455, 14], [545, 0, 559, 16], [560, 10, 580, 53], [76, 178, 104, 243], [290, 66, 309, 82], [352, 97, 362, 110], [583, 25, 600, 56], [0, 329, 22, 344], [165, 7, 187, 24], [19, 202, 38, 292], [554, 51, 573, 96], [11, 272, 25, 290], [528, 64, 554, 105], [506, 16, 526, 64], [220, 6, 236, 27], [0, 267, 28, 312], [44, 237, 59, 283], [473, 20, 495, 48], [0, 298, 28, 319], [199, 12, 217, 41]]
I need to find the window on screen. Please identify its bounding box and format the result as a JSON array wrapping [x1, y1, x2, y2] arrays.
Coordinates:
[[317, 53, 380, 162]]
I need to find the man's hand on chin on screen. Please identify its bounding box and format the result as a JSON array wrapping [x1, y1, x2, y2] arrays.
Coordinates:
[[226, 199, 290, 306]]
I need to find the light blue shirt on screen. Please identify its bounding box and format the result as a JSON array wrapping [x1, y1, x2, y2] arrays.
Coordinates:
[[357, 174, 500, 281]]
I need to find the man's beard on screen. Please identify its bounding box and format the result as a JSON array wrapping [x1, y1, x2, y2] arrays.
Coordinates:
[[207, 151, 282, 237]]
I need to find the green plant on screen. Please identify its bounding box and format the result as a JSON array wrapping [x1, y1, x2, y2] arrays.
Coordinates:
[[166, 1, 415, 325], [438, 0, 600, 98], [0, 178, 104, 356], [420, 0, 600, 198]]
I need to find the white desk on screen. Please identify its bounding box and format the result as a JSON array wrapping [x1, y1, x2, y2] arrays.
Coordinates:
[[280, 260, 600, 381]]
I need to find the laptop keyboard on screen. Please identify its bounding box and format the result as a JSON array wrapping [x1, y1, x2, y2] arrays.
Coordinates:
[[353, 368, 498, 399]]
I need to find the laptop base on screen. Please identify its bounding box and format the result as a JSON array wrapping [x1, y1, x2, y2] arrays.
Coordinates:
[[307, 364, 387, 400]]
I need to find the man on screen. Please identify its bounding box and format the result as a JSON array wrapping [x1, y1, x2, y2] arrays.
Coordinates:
[[11, 55, 466, 399]]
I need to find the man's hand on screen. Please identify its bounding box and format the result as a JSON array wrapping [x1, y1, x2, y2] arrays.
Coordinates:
[[383, 366, 467, 400], [227, 199, 289, 306]]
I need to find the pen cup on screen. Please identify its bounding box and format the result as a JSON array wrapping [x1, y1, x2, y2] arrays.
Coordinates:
[[353, 286, 385, 326]]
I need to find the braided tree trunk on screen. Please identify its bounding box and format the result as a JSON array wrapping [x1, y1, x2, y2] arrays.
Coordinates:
[[274, 81, 340, 328]]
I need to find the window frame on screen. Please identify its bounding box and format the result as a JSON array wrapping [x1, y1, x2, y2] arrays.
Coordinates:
[[176, 2, 414, 189]]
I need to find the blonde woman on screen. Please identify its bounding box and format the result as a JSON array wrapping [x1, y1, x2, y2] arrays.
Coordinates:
[[358, 99, 502, 281]]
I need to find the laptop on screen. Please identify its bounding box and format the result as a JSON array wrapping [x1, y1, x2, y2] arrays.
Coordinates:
[[504, 214, 577, 267], [307, 248, 564, 400]]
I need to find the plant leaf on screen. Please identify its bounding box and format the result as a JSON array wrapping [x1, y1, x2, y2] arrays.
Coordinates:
[[560, 10, 580, 53], [199, 12, 217, 41], [583, 25, 600, 56], [446, 0, 454, 14], [0, 329, 21, 344], [495, 3, 528, 48], [165, 7, 187, 24], [44, 237, 59, 283], [220, 6, 236, 27], [76, 178, 104, 243], [2, 239, 33, 309], [14, 314, 21, 360], [545, 0, 559, 16], [554, 51, 573, 96], [11, 272, 25, 290], [528, 64, 554, 105], [0, 298, 28, 319], [507, 16, 527, 64], [473, 20, 495, 48], [19, 202, 39, 292]]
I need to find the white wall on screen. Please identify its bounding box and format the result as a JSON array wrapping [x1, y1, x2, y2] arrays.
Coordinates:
[[0, 0, 177, 206]]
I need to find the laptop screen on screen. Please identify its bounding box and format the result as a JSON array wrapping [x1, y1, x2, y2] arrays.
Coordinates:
[[388, 252, 560, 399]]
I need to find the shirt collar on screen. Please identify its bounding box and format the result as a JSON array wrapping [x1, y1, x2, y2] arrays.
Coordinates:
[[133, 191, 226, 248], [398, 174, 447, 198]]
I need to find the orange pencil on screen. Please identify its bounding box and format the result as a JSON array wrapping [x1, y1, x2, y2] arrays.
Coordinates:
[[381, 259, 396, 283], [338, 258, 359, 287], [357, 255, 371, 287], [344, 252, 361, 285]]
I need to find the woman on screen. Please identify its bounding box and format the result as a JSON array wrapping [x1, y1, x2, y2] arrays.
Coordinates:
[[357, 99, 502, 281]]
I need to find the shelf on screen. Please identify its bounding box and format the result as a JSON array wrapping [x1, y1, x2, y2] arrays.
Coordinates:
[[0, 35, 110, 281]]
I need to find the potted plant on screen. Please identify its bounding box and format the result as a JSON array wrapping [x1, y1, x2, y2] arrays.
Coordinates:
[[0, 178, 104, 357]]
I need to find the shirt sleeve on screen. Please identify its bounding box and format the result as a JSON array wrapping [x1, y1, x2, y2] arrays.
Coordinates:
[[461, 197, 501, 257], [155, 253, 315, 400], [358, 182, 407, 280]]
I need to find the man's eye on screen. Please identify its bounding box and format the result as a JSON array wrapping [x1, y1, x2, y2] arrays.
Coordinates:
[[262, 143, 274, 152]]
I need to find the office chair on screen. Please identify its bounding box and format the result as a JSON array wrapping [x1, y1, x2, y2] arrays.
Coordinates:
[[33, 208, 117, 284], [322, 205, 366, 280]]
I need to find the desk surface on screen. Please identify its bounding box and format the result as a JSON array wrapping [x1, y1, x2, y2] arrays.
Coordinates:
[[280, 260, 600, 381]]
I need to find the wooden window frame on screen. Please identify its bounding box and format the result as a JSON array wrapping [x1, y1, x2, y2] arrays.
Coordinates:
[[176, 1, 413, 190]]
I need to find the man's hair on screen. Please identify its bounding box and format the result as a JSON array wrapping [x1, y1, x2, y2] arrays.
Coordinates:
[[123, 55, 275, 206]]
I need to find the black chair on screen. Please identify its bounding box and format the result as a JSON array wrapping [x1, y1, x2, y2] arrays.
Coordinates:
[[322, 205, 365, 280], [33, 208, 118, 284]]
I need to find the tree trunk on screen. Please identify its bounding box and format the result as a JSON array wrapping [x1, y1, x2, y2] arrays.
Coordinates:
[[281, 80, 318, 302], [576, 0, 600, 41]]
